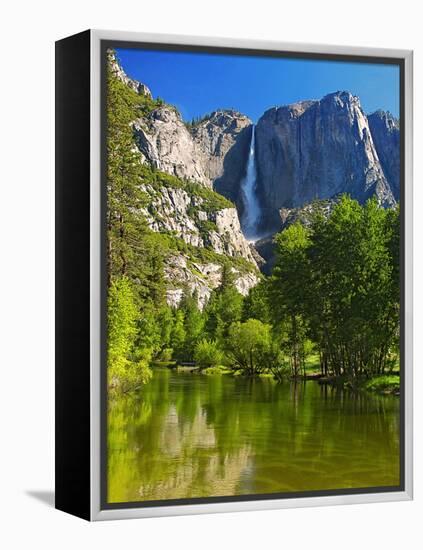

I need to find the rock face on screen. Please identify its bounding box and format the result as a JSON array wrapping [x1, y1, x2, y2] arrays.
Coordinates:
[[368, 110, 400, 200], [208, 208, 256, 261], [191, 111, 252, 202], [141, 185, 203, 247], [141, 184, 257, 265], [164, 254, 260, 310], [133, 108, 210, 186], [133, 107, 253, 194], [255, 92, 396, 233]]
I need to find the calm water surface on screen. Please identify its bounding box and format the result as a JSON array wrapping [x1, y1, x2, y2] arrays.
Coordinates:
[[108, 368, 400, 503]]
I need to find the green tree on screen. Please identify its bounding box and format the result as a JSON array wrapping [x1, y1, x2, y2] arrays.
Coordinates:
[[106, 52, 170, 388], [106, 53, 167, 304], [156, 305, 174, 357], [305, 196, 400, 379], [171, 309, 186, 361], [107, 58, 148, 283], [226, 319, 276, 375], [107, 277, 152, 392], [179, 291, 205, 360], [194, 339, 224, 369], [205, 264, 243, 343], [242, 278, 270, 323], [271, 222, 312, 377]]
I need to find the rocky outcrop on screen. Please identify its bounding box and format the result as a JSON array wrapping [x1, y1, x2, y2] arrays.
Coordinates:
[[368, 110, 400, 200], [108, 49, 152, 98], [164, 254, 260, 309], [255, 92, 396, 233], [279, 198, 338, 230], [141, 185, 203, 247], [191, 110, 252, 202], [207, 208, 256, 261], [133, 108, 209, 185], [141, 184, 257, 265], [140, 181, 260, 306]]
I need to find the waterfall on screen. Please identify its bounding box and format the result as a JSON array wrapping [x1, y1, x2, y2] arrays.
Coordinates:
[[240, 125, 262, 241]]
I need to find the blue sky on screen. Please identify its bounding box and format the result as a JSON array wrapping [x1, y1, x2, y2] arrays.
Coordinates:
[[116, 47, 400, 123]]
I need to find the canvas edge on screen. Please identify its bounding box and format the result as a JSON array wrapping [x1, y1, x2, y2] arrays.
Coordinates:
[[89, 29, 413, 521]]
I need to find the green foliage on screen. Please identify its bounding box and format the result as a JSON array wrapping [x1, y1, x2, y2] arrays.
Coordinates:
[[106, 55, 172, 392], [271, 195, 400, 380], [107, 59, 168, 307], [204, 265, 243, 343], [178, 291, 205, 360], [363, 375, 400, 394], [156, 305, 174, 350], [270, 222, 312, 376], [226, 319, 279, 376], [194, 339, 224, 369], [108, 278, 152, 392], [185, 181, 234, 212], [170, 309, 186, 361], [139, 162, 234, 212], [197, 219, 218, 239], [242, 279, 270, 323]]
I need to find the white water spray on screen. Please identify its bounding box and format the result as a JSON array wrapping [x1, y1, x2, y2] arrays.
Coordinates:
[[240, 126, 262, 241]]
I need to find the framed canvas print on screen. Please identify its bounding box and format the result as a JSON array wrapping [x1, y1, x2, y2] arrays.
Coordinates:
[[55, 29, 413, 521]]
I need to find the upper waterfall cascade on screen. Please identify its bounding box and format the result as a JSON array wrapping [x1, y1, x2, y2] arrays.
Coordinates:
[[240, 126, 262, 241]]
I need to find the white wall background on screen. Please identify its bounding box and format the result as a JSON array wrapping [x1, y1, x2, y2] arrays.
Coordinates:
[[0, 0, 420, 547]]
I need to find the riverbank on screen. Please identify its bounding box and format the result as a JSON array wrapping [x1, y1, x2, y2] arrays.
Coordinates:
[[152, 360, 400, 396], [362, 375, 400, 396], [315, 373, 400, 396]]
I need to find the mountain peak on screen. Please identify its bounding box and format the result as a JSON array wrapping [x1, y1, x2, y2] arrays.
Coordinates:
[[321, 90, 361, 109], [192, 109, 251, 129]]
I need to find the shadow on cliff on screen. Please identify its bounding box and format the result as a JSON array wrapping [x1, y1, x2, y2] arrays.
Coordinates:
[[213, 125, 252, 215]]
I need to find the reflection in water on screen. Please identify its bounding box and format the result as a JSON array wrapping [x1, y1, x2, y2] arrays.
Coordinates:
[[108, 368, 400, 503]]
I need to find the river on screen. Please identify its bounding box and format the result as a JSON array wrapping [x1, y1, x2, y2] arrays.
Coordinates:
[[107, 368, 400, 503]]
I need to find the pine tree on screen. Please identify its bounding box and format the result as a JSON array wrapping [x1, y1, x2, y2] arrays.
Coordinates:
[[204, 264, 243, 344]]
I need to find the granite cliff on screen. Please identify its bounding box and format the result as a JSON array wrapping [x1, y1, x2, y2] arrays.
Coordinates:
[[191, 110, 252, 204], [133, 107, 210, 186], [254, 92, 396, 233], [368, 110, 400, 201]]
